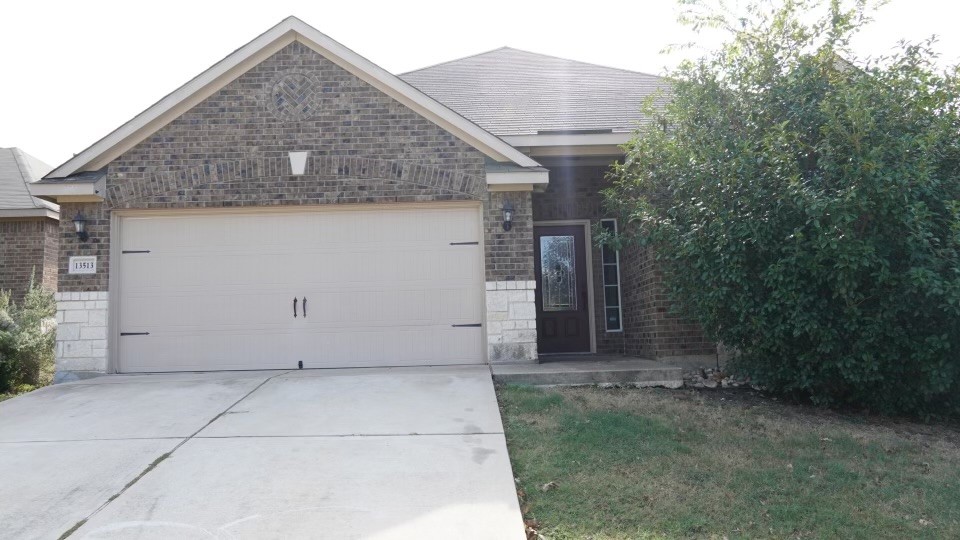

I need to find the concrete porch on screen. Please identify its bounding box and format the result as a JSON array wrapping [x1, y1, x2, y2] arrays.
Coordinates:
[[491, 355, 683, 388]]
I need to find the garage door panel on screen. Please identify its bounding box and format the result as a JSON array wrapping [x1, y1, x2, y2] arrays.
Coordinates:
[[118, 206, 484, 372], [120, 291, 297, 329], [121, 326, 482, 372]]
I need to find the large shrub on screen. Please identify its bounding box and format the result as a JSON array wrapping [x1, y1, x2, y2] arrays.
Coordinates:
[[0, 278, 57, 393], [605, 0, 960, 414]]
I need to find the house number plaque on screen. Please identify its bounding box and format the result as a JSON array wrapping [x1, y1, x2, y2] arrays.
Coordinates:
[[68, 256, 97, 274]]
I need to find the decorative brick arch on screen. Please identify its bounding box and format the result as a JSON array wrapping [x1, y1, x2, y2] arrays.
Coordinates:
[[106, 155, 484, 208]]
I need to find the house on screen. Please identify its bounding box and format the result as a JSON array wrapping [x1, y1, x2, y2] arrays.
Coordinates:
[[30, 17, 717, 382], [0, 148, 59, 302]]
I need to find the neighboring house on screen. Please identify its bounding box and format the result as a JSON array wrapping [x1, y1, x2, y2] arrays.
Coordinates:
[[0, 148, 59, 301], [30, 17, 716, 382]]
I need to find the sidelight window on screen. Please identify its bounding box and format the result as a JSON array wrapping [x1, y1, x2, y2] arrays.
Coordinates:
[[599, 219, 623, 331]]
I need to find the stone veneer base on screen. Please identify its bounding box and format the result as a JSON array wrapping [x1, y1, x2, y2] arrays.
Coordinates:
[[485, 280, 538, 363], [54, 291, 109, 382]]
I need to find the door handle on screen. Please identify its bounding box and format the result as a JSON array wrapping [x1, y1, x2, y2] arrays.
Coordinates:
[[293, 297, 298, 318], [302, 297, 307, 318]]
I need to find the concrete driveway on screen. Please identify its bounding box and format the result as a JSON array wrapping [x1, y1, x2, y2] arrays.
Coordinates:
[[0, 366, 525, 539]]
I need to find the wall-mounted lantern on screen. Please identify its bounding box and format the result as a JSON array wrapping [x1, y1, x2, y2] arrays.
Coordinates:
[[72, 211, 89, 242], [502, 199, 514, 231]]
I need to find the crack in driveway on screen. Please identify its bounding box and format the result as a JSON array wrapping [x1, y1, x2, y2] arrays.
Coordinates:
[[57, 370, 291, 539]]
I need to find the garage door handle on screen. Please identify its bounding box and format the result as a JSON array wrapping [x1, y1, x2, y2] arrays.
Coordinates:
[[293, 297, 298, 318], [302, 297, 307, 318]]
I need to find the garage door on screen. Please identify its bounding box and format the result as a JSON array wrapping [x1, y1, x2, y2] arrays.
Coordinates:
[[117, 205, 484, 372]]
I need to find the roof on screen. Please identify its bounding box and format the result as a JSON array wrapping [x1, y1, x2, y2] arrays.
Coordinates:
[[400, 47, 671, 136], [45, 17, 541, 180], [0, 148, 59, 217]]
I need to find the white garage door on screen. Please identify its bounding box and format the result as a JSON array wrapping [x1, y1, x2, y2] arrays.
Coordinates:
[[117, 205, 484, 372]]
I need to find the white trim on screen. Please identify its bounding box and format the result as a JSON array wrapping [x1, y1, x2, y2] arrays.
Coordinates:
[[0, 208, 59, 219], [485, 170, 549, 185], [107, 211, 121, 374], [532, 219, 597, 354], [47, 16, 540, 180], [599, 218, 624, 332], [502, 132, 632, 147], [29, 182, 103, 200]]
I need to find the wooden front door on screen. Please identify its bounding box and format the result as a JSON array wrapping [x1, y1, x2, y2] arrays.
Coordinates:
[[534, 225, 591, 354]]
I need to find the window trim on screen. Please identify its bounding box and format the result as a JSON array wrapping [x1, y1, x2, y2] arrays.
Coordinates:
[[599, 218, 624, 332]]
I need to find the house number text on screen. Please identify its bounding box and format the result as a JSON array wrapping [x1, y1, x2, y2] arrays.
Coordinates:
[[69, 256, 97, 274]]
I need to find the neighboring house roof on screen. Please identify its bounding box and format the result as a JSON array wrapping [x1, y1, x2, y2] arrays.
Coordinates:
[[400, 47, 671, 137], [0, 148, 59, 218], [44, 16, 541, 182]]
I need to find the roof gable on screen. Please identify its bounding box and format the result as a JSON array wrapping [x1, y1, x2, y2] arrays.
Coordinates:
[[47, 17, 539, 179], [400, 47, 671, 136]]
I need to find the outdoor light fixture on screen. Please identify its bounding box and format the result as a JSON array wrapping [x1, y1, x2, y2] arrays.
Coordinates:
[[72, 211, 88, 242], [502, 199, 514, 231]]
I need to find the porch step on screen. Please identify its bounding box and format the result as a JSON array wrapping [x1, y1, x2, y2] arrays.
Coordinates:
[[491, 357, 682, 388]]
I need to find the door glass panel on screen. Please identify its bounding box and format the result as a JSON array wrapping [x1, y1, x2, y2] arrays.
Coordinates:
[[540, 235, 577, 311]]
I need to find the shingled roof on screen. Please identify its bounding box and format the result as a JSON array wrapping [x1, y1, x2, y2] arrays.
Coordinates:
[[400, 47, 670, 137], [0, 148, 58, 216]]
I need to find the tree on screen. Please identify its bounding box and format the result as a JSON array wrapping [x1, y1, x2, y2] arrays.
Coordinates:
[[604, 0, 960, 414]]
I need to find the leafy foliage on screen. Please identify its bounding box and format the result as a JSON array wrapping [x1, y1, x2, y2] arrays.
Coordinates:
[[0, 277, 56, 393], [605, 0, 960, 414]]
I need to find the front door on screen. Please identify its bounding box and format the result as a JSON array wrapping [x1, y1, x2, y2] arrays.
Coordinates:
[[534, 225, 591, 354]]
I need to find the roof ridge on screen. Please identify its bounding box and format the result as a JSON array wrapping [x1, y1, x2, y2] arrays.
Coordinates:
[[400, 46, 513, 76], [403, 46, 663, 79], [10, 148, 42, 209]]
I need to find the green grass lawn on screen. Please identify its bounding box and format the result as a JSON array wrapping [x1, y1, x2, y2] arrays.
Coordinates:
[[498, 385, 960, 539]]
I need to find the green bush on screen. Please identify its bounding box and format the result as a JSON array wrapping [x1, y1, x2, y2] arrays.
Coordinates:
[[0, 278, 56, 393], [604, 0, 960, 414]]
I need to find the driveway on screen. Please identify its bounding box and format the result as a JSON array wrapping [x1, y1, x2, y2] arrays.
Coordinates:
[[0, 366, 525, 539]]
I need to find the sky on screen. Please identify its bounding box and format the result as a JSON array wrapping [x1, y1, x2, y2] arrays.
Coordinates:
[[1, 0, 958, 169]]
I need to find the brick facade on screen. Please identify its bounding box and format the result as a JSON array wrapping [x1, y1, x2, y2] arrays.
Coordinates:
[[50, 38, 713, 376], [53, 40, 539, 377], [532, 163, 716, 361], [0, 218, 59, 301], [485, 191, 534, 281], [59, 42, 503, 295]]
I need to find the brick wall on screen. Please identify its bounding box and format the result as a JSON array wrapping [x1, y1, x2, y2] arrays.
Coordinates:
[[0, 218, 59, 301], [485, 191, 534, 281], [619, 244, 717, 360], [57, 203, 109, 292], [53, 39, 546, 376], [58, 41, 511, 295]]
